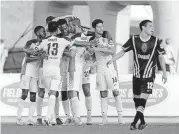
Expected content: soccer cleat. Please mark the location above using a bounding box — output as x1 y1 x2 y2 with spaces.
26 119 34 126
63 118 73 125
37 118 43 125
86 115 92 125
138 123 147 130
99 115 108 125
73 117 82 125
56 117 63 125
130 123 137 130
44 118 55 126
16 118 24 126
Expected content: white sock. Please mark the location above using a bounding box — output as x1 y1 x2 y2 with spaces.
55 97 60 119
62 100 70 118
28 101 36 121
36 97 43 119
17 99 25 119
101 97 108 116
47 95 56 120
85 96 92 116
114 95 123 116
70 97 80 118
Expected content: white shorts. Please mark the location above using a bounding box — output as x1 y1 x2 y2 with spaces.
20 75 38 92
61 72 68 91
41 75 62 92
96 71 119 91
67 71 83 92
82 67 90 84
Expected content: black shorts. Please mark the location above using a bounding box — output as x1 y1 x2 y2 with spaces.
133 77 155 95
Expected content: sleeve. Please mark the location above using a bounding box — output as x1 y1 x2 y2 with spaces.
156 38 165 55
121 37 133 52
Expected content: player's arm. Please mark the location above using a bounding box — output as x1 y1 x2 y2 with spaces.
63 47 76 58
157 39 167 83
26 55 41 62
107 37 133 65
23 41 36 54
94 46 115 55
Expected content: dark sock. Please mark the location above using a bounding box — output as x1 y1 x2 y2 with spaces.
132 111 140 125
133 98 140 109
138 98 147 124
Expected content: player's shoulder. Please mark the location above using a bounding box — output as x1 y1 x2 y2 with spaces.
71 33 81 40
26 39 38 44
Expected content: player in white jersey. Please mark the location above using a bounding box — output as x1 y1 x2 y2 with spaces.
36 21 72 126
16 26 46 125
88 19 124 125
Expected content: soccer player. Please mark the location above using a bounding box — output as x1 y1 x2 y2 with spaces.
88 19 124 125
16 26 46 125
37 21 72 126
107 20 167 130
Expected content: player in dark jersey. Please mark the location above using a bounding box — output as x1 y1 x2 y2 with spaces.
107 20 167 130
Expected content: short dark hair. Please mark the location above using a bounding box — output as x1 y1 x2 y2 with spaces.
57 19 68 26
139 20 152 31
34 26 44 35
48 21 58 33
92 19 103 28
46 16 55 24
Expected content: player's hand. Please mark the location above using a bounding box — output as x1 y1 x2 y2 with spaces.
90 40 97 47
40 52 47 59
107 60 112 67
162 73 167 84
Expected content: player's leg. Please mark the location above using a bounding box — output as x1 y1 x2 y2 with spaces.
107 71 124 124
36 87 45 125
137 78 154 130
82 83 92 125
61 72 71 124
55 91 63 125
17 75 30 125
130 77 142 130
27 78 38 125
67 72 82 125
82 68 92 125
96 72 109 125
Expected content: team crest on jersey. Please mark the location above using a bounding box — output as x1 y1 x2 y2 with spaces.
141 43 147 53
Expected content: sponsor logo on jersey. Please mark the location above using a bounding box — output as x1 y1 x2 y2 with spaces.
138 54 150 59
108 81 168 108
1 83 48 108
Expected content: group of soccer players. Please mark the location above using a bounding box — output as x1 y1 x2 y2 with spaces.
16 15 167 130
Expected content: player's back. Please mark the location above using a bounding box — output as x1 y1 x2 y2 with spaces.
41 35 71 76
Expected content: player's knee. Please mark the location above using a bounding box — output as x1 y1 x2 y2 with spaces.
49 90 58 96
100 90 108 98
56 91 59 98
68 91 78 99
30 92 36 102
83 88 91 97
61 91 68 101
38 88 45 98
112 90 119 97
21 89 29 100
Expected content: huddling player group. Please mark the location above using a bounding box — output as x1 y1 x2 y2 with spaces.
16 15 167 130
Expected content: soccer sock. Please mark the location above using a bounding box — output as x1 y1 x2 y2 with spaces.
138 98 147 124
36 96 43 119
47 95 56 120
62 100 71 118
101 97 108 116
114 95 123 116
85 96 92 116
28 101 36 121
70 97 80 118
55 96 60 119
133 98 140 110
17 99 25 119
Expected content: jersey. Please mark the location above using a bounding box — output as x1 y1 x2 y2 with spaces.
68 33 88 72
122 35 165 78
21 39 41 78
38 36 71 76
89 31 115 73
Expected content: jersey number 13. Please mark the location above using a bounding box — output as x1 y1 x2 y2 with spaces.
47 43 58 56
